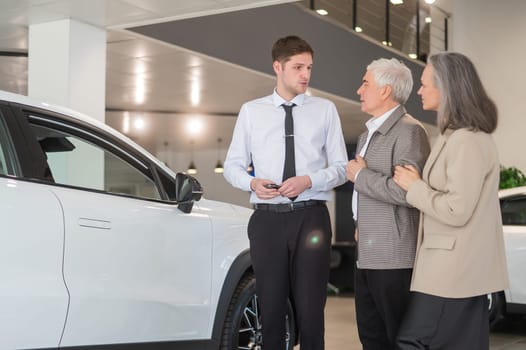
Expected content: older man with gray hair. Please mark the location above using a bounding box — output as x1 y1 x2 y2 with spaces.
346 58 430 350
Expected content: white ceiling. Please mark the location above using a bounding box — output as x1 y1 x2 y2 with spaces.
0 0 367 153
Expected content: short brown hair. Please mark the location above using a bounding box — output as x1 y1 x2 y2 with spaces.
271 35 314 63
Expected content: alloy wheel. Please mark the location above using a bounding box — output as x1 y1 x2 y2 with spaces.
237 294 292 350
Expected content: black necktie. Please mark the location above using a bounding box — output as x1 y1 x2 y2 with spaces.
282 104 297 200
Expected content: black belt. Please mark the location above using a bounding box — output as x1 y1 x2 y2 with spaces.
254 200 325 213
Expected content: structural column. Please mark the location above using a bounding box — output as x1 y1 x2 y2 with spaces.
28 19 106 122
28 19 106 188
450 0 526 172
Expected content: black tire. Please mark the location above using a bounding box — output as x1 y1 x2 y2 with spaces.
220 274 296 350
488 291 505 329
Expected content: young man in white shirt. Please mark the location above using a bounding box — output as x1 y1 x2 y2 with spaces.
224 35 347 350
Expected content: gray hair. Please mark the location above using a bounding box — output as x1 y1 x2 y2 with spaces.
429 52 497 134
367 58 413 104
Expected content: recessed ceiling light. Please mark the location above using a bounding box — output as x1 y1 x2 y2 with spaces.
316 9 328 16
409 53 418 59
191 80 200 107
425 0 436 4
390 0 404 4
355 26 363 33
186 118 203 136
134 76 145 104
134 117 145 130
425 16 432 23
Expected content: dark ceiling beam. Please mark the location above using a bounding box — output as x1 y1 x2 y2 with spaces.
0 50 28 57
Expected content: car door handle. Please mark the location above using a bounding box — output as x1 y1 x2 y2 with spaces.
78 218 111 230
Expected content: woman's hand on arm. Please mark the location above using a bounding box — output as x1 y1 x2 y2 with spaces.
393 165 421 191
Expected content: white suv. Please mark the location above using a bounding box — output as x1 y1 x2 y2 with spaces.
0 90 295 350
489 185 526 327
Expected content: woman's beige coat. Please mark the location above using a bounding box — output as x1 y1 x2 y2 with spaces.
406 128 509 298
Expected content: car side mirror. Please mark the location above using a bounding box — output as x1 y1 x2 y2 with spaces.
175 173 203 213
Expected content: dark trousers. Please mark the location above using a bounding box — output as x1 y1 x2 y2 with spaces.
355 268 413 350
248 204 332 350
396 292 489 350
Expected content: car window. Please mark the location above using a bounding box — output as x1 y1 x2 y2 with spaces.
157 168 177 201
28 122 161 200
0 113 16 176
501 196 526 226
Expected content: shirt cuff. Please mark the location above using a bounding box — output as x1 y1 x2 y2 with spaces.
308 172 322 190
354 168 363 182
241 174 254 192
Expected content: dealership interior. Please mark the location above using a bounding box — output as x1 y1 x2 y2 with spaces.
1 0 526 349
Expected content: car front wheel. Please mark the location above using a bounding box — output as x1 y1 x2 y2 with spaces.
221 274 295 350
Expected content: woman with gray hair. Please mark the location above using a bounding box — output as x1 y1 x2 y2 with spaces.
393 52 509 349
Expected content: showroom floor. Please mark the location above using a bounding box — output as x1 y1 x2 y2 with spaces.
300 295 526 349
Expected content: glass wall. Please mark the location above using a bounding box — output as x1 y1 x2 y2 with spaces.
301 0 448 62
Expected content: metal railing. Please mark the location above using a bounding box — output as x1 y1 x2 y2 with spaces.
301 0 450 62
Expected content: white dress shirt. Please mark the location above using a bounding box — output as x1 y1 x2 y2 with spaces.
224 90 348 203
352 105 400 220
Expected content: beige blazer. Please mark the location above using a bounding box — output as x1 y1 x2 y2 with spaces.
407 128 509 298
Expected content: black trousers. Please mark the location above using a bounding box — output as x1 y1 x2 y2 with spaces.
396 292 489 350
248 204 332 350
355 268 413 350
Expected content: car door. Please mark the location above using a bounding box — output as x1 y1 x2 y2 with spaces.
14 106 213 347
500 195 526 304
0 106 69 349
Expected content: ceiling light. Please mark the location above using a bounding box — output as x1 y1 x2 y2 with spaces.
425 0 436 4
425 16 432 23
390 0 403 4
187 161 197 175
214 160 224 174
134 75 145 104
191 79 200 106
134 117 145 130
355 26 363 33
316 9 328 15
189 56 203 67
214 138 224 174
186 117 203 136
134 60 147 74
409 53 418 59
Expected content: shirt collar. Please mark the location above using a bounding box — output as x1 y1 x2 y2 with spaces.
365 104 400 132
272 89 306 108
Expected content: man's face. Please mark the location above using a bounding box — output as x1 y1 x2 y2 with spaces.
274 52 312 100
356 69 388 117
418 64 440 111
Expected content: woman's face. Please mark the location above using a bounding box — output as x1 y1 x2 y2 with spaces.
418 64 441 111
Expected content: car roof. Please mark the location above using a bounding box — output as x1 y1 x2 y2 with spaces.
499 186 526 199
0 89 176 178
